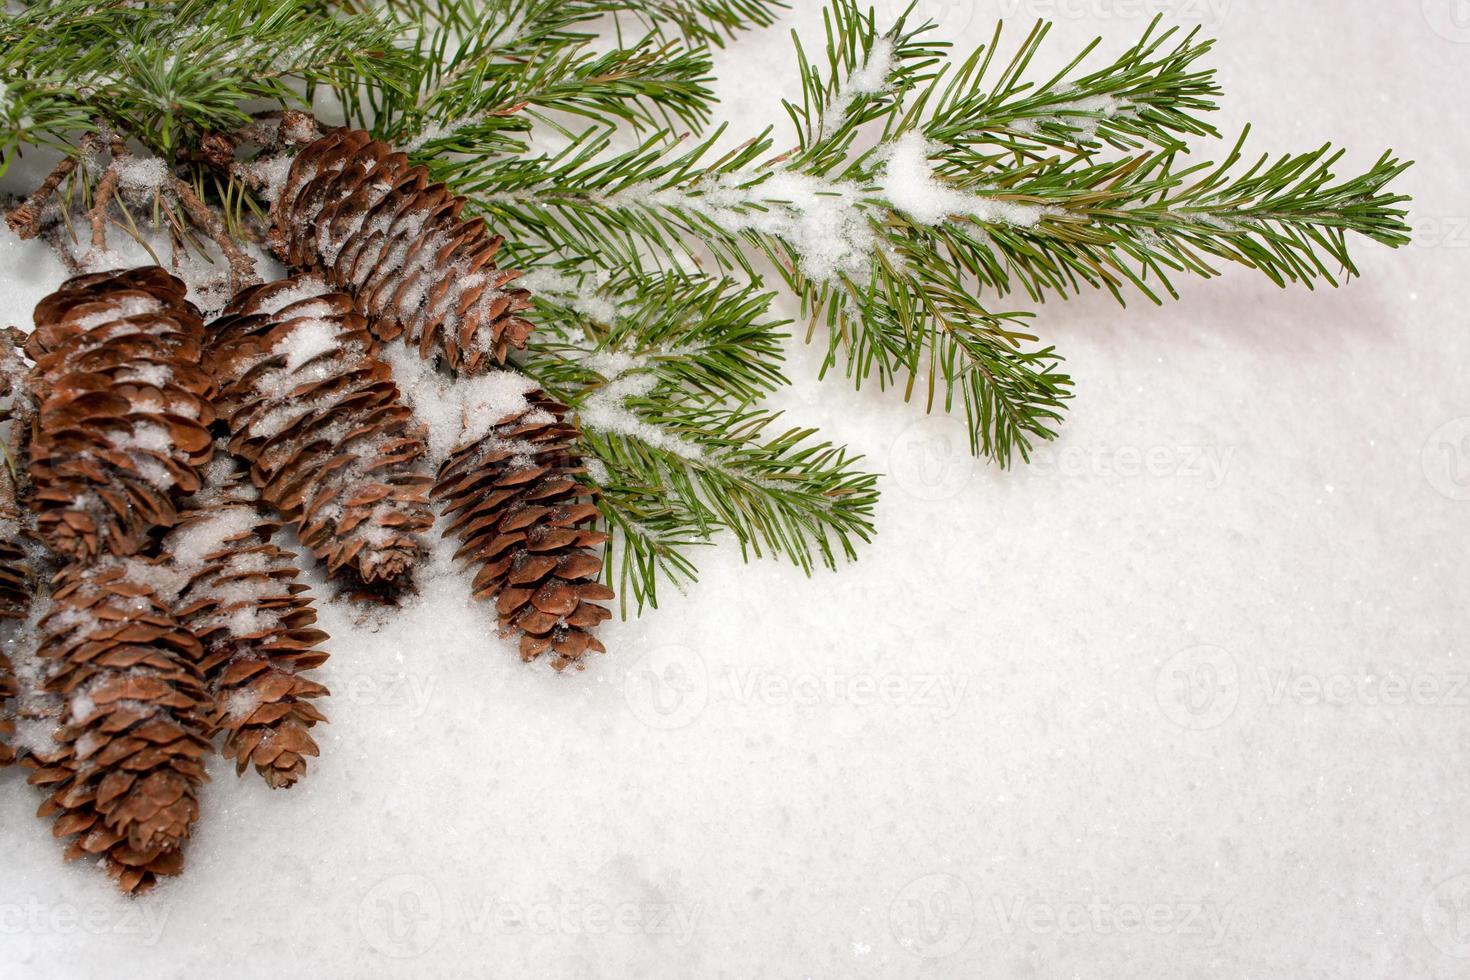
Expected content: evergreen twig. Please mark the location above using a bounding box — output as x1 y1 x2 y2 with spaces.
0 0 1412 609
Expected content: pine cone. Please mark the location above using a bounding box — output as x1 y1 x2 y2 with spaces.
161 467 330 788
0 526 34 768
25 267 215 563
436 391 613 671
269 128 535 373
0 650 15 768
208 274 434 591
24 564 211 894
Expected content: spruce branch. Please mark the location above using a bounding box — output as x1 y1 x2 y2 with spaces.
0 0 1413 609
525 271 789 402
380 0 787 51
372 0 724 152
440 2 1411 465
575 402 880 614
518 272 878 611
0 0 415 165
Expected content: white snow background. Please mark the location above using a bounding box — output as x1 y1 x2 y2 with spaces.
2 1 1469 976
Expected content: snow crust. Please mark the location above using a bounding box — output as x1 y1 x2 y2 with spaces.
111 157 170 194
0 5 1466 980
380 344 537 464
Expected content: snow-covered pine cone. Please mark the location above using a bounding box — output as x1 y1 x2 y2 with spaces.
0 535 31 619
0 524 33 768
207 275 435 592
25 268 215 563
0 651 15 768
436 391 613 671
268 128 534 374
24 564 211 894
161 465 330 789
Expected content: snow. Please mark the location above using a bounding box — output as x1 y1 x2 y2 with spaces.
111 156 170 194
517 268 622 323
239 153 294 206
164 509 260 575
1015 93 1130 141
615 169 877 282
275 317 342 372
819 36 896 134
71 295 162 329
381 343 537 465
1 4 1468 980
879 133 1050 227
579 354 704 458
613 135 1046 285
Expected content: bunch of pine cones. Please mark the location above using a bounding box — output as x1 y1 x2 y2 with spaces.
0 130 613 893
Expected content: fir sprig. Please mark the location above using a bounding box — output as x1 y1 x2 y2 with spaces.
0 0 415 168
0 0 1412 610
431 2 1410 465
370 0 723 147
521 273 878 610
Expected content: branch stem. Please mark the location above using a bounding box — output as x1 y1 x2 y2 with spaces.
4 145 86 239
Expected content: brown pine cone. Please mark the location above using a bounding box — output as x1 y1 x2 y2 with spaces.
25 267 215 563
208 274 434 591
0 525 33 768
269 128 535 373
169 481 330 783
1 409 33 765
436 391 613 671
160 463 330 788
24 564 211 894
0 650 15 769
0 534 32 620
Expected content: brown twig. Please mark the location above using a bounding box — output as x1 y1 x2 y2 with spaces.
87 164 121 252
160 199 185 272
84 137 134 254
4 150 83 239
0 332 37 512
168 174 260 291
40 225 83 274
